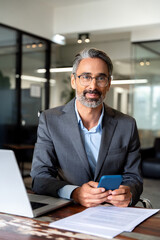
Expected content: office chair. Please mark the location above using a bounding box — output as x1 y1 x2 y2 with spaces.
141 137 160 178
38 110 43 118
139 198 153 208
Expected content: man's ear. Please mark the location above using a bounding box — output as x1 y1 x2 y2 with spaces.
107 75 113 91
71 74 76 89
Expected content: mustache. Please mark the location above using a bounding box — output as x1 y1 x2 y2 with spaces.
83 89 102 96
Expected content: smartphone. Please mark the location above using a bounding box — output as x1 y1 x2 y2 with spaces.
98 175 122 191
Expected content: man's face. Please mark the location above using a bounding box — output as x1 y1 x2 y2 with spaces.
71 58 111 108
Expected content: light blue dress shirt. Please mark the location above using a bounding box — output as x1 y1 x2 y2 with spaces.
58 102 104 199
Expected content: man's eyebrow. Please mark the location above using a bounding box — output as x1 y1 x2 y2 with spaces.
80 72 108 76
80 72 91 75
98 73 108 76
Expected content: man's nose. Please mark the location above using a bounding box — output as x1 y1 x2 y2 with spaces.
89 77 97 88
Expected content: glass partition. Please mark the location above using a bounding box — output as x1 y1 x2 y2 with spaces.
0 26 17 147
0 26 17 124
132 41 160 147
0 24 51 149
49 44 74 108
21 35 47 126
49 71 73 108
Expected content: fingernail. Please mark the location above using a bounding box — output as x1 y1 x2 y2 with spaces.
107 196 112 200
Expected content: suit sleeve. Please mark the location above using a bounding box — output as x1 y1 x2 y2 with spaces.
121 119 143 206
30 111 69 197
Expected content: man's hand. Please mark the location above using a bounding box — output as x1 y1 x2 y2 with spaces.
106 185 132 207
71 181 111 207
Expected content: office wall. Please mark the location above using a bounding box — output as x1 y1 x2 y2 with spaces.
0 0 54 40
1 0 160 42
55 38 131 67
53 0 160 40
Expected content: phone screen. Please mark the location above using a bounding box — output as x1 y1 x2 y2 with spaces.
98 175 122 190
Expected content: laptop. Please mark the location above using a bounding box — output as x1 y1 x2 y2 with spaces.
0 149 71 218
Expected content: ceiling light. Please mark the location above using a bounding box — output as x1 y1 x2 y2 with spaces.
22 75 47 82
139 60 145 66
146 60 150 66
37 69 46 73
111 79 148 85
50 67 73 73
21 75 56 85
52 34 66 45
85 34 90 43
26 44 31 49
38 42 43 48
77 33 90 44
77 34 82 44
32 43 37 48
37 67 73 73
139 59 151 66
77 39 82 44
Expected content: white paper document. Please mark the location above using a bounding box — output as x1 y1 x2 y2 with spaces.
49 205 159 239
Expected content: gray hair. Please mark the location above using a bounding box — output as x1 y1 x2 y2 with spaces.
72 48 113 76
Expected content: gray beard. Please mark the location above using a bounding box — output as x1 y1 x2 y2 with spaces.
76 92 104 108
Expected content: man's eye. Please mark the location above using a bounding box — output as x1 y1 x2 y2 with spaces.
97 76 105 81
83 75 91 80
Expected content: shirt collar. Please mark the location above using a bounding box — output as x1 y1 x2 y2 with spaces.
75 101 104 131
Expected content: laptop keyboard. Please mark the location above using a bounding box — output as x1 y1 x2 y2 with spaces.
30 201 47 210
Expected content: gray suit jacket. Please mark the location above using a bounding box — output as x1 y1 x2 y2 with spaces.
31 98 143 206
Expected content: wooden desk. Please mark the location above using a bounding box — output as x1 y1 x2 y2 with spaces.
0 203 160 240
4 144 35 150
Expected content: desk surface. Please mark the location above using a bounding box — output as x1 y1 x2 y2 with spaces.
0 203 160 240
4 144 35 150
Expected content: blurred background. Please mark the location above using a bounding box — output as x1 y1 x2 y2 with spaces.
0 0 160 208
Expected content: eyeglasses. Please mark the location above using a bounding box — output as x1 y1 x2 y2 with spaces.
74 74 109 87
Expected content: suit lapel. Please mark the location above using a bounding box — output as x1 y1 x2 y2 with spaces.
94 106 118 181
62 99 92 179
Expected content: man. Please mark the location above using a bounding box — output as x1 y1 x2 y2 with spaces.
31 48 143 207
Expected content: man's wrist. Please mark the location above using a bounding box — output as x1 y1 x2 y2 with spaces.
58 185 79 199
71 186 80 202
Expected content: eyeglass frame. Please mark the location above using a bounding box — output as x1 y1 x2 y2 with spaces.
73 73 111 87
